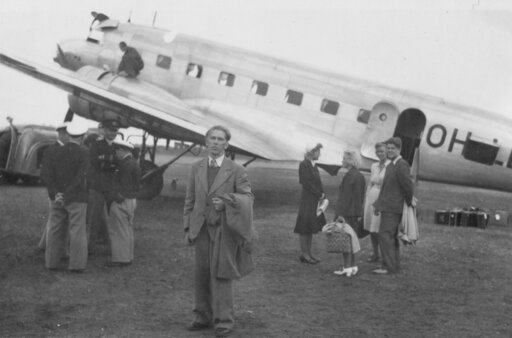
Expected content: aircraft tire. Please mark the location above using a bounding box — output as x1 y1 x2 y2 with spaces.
138 160 164 200
21 175 41 186
2 173 19 184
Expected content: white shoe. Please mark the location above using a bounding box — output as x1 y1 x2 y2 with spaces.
333 268 348 276
346 267 353 277
351 266 358 276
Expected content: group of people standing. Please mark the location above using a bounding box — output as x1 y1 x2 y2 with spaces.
294 137 415 275
40 119 141 272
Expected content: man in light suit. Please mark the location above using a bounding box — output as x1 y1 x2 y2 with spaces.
184 125 254 337
373 137 414 274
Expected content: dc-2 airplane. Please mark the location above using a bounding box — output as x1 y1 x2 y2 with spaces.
1 12 512 198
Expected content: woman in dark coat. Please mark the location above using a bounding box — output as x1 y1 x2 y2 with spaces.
334 150 366 271
294 143 325 264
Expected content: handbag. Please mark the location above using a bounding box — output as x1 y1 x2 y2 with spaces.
322 221 352 253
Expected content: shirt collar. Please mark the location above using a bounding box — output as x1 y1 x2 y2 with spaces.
208 154 225 167
57 140 65 146
310 159 317 166
392 155 402 165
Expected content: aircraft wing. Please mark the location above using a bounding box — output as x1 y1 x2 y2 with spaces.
0 52 346 166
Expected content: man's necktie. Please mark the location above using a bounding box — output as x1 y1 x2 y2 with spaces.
210 159 218 168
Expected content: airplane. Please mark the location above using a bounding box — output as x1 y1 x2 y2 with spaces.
1 12 512 199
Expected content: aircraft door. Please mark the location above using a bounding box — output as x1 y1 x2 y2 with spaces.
360 102 400 160
393 108 426 165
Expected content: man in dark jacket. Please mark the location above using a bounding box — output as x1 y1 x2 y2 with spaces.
117 41 143 78
38 122 69 251
45 124 89 272
105 140 140 267
373 137 414 274
87 119 120 250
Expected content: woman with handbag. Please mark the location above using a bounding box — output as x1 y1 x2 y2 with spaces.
334 150 366 270
294 143 325 264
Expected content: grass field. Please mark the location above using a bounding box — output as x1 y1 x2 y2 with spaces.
1 154 512 337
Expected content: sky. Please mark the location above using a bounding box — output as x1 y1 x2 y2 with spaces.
0 0 511 131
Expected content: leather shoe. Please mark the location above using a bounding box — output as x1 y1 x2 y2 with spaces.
333 268 349 276
367 256 379 262
310 256 321 263
215 327 232 337
299 256 317 264
372 268 388 275
186 321 211 331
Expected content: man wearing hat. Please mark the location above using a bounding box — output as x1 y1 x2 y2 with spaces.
87 119 120 252
373 137 414 275
105 139 140 267
45 123 89 272
38 122 70 251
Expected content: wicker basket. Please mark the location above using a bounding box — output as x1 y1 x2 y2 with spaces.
325 231 352 253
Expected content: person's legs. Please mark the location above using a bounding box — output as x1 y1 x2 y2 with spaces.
378 212 401 273
192 225 213 325
107 201 133 263
66 202 88 270
299 234 308 258
370 232 380 260
211 276 234 332
45 202 67 269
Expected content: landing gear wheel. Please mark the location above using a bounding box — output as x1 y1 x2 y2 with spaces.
2 173 19 184
137 160 164 200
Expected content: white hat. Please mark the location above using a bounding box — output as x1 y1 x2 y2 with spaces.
66 124 88 137
56 122 70 131
113 139 134 150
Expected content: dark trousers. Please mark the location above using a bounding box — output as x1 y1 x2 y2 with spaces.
86 189 109 248
379 212 401 273
193 224 234 330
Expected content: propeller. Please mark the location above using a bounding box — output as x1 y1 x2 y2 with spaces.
54 44 71 70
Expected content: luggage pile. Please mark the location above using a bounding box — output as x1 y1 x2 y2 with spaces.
435 207 489 229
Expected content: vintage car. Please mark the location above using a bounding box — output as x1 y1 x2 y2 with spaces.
0 121 57 184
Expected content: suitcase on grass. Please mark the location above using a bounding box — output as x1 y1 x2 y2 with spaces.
435 210 449 225
460 210 489 229
449 209 462 226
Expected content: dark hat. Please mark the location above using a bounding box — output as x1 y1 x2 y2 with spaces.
102 119 122 129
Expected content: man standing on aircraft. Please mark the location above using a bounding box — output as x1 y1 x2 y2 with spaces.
89 11 109 30
45 124 89 272
183 125 255 337
87 119 120 252
105 140 140 267
373 137 414 275
38 122 69 251
117 42 144 78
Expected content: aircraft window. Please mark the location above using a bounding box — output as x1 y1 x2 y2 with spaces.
156 55 172 69
251 81 269 96
357 109 371 124
218 72 235 87
321 99 339 115
285 90 303 106
462 136 499 165
186 63 203 78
